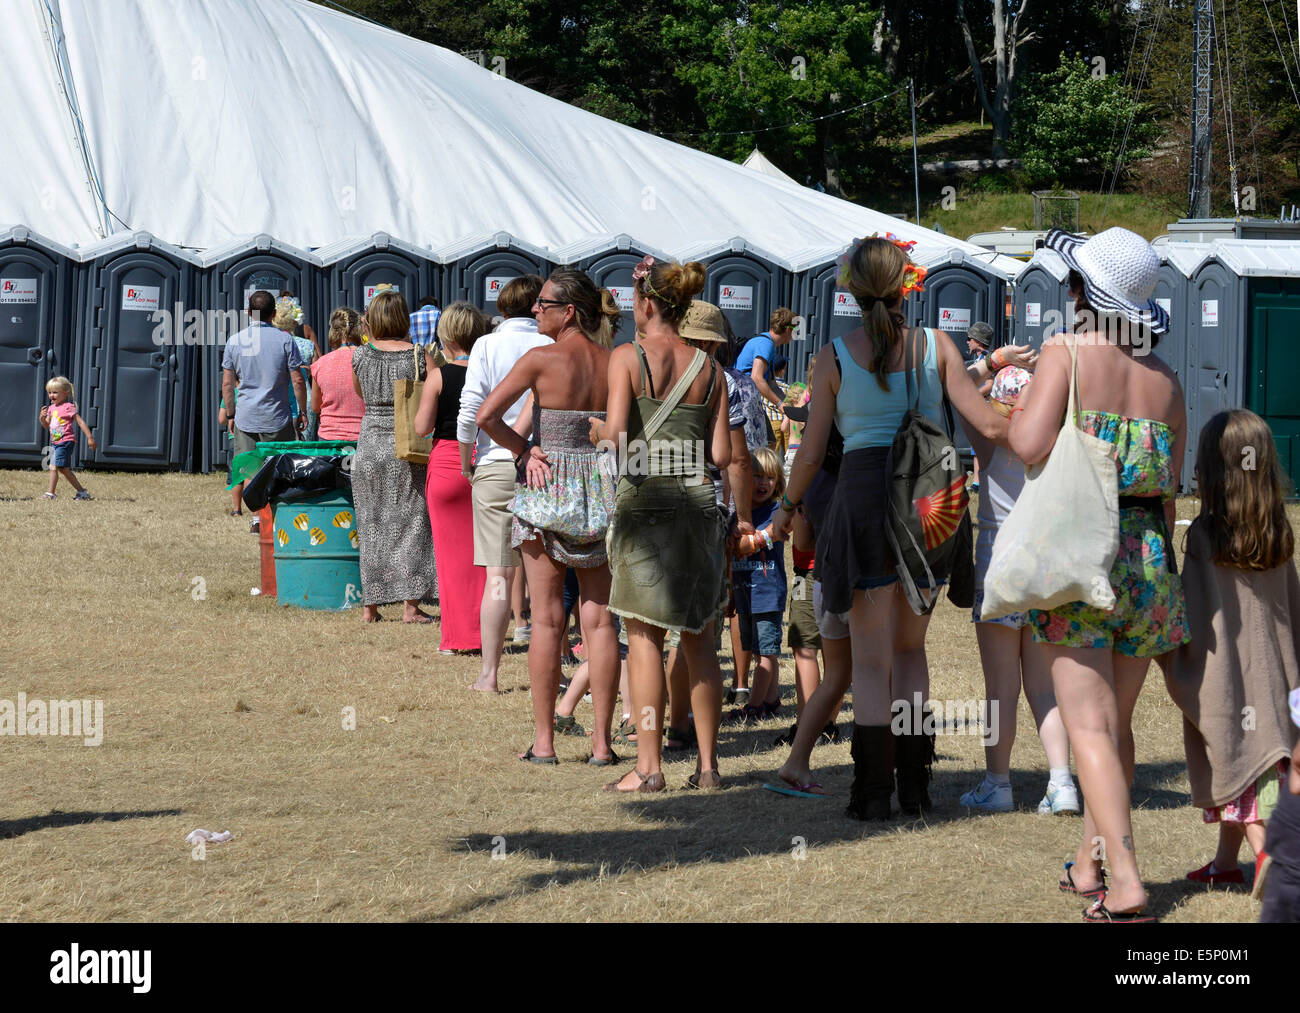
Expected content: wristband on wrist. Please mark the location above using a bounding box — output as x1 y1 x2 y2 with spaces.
780 493 800 511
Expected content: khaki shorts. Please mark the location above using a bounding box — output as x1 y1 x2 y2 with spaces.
233 422 297 457
472 459 521 568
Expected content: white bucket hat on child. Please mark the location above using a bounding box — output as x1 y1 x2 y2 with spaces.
1045 227 1169 335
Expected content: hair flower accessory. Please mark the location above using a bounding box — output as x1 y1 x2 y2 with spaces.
836 232 927 296
632 255 655 281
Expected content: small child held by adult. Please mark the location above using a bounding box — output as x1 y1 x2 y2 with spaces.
39 376 95 500
726 447 788 724
1165 409 1300 891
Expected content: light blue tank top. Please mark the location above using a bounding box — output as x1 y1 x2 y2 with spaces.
834 328 946 451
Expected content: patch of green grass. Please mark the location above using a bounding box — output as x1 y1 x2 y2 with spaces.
880 190 1178 242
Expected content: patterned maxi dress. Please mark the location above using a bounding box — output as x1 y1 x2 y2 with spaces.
351 344 436 606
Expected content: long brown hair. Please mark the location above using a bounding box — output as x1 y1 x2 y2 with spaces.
843 238 908 391
1196 409 1294 570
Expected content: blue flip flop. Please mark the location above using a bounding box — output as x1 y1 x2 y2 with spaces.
763 782 827 799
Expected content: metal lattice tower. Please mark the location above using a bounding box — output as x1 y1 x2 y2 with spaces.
1189 0 1215 218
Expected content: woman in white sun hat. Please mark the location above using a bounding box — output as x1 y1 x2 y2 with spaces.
1009 227 1190 922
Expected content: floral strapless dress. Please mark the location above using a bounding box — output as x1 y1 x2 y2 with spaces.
1029 411 1190 656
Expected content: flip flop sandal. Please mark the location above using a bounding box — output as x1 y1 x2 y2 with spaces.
519 747 558 765
587 750 621 767
603 769 665 793
685 770 723 790
612 719 638 745
1082 897 1155 923
764 781 827 799
1059 861 1107 898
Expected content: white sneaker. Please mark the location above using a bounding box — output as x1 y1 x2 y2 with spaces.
1037 781 1081 815
960 777 1014 813
513 624 531 644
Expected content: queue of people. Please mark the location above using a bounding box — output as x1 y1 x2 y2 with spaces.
213 229 1300 923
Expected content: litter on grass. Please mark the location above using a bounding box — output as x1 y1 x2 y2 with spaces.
185 829 233 845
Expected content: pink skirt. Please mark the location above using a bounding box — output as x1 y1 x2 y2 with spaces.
426 439 484 651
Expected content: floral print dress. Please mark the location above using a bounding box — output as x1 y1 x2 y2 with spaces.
1029 411 1190 656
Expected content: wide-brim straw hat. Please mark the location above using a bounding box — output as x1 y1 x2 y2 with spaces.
679 300 728 343
1046 227 1169 335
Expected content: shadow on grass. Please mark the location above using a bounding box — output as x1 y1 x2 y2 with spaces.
0 808 184 840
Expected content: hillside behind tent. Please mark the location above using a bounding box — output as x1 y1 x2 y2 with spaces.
3 0 1021 273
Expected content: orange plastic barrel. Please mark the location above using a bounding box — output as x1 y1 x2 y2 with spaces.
258 505 277 597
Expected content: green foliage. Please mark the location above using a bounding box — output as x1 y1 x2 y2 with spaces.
1011 54 1159 187
659 2 900 193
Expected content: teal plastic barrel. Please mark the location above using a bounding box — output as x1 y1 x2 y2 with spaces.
272 490 363 610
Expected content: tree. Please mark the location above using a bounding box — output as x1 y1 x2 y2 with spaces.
662 1 900 195
956 0 1033 158
1012 54 1159 186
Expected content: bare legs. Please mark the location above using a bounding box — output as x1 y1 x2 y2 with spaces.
778 632 850 788
575 564 619 762
472 564 517 692
48 465 85 496
518 543 565 760
974 623 1070 778
1047 646 1151 913
607 619 668 789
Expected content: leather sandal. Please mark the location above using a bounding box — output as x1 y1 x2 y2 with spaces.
603 769 665 793
685 769 723 790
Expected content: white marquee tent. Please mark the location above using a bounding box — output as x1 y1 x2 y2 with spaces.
5 0 1022 276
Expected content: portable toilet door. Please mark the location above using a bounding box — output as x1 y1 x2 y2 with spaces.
701 248 790 362
199 236 323 474
0 227 78 468
76 232 199 470
576 238 666 347
1185 256 1244 490
320 233 439 320
909 251 1007 355
1247 277 1300 488
793 260 865 385
1011 249 1071 350
441 233 553 322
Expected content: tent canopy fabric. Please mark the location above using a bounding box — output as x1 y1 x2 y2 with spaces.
4 0 1022 276
741 148 798 185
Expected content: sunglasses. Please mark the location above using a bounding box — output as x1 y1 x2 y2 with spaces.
534 297 571 309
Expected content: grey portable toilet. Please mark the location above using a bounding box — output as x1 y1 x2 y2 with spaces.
1184 249 1246 487
0 226 80 468
791 255 866 385
1151 244 1210 487
197 235 324 474
566 234 670 347
1011 248 1072 349
74 231 200 471
441 232 553 320
908 248 1017 354
688 239 791 362
318 232 440 318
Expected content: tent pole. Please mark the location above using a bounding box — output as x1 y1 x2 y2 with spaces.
910 78 921 225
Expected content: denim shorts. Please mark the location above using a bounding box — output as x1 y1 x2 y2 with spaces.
737 608 783 656
971 587 1028 630
50 443 73 468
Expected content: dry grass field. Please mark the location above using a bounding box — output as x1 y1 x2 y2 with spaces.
0 468 1286 922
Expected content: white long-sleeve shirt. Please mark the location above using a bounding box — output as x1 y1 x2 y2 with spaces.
456 316 552 464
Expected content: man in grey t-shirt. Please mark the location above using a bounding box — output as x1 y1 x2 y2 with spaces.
221 290 306 457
